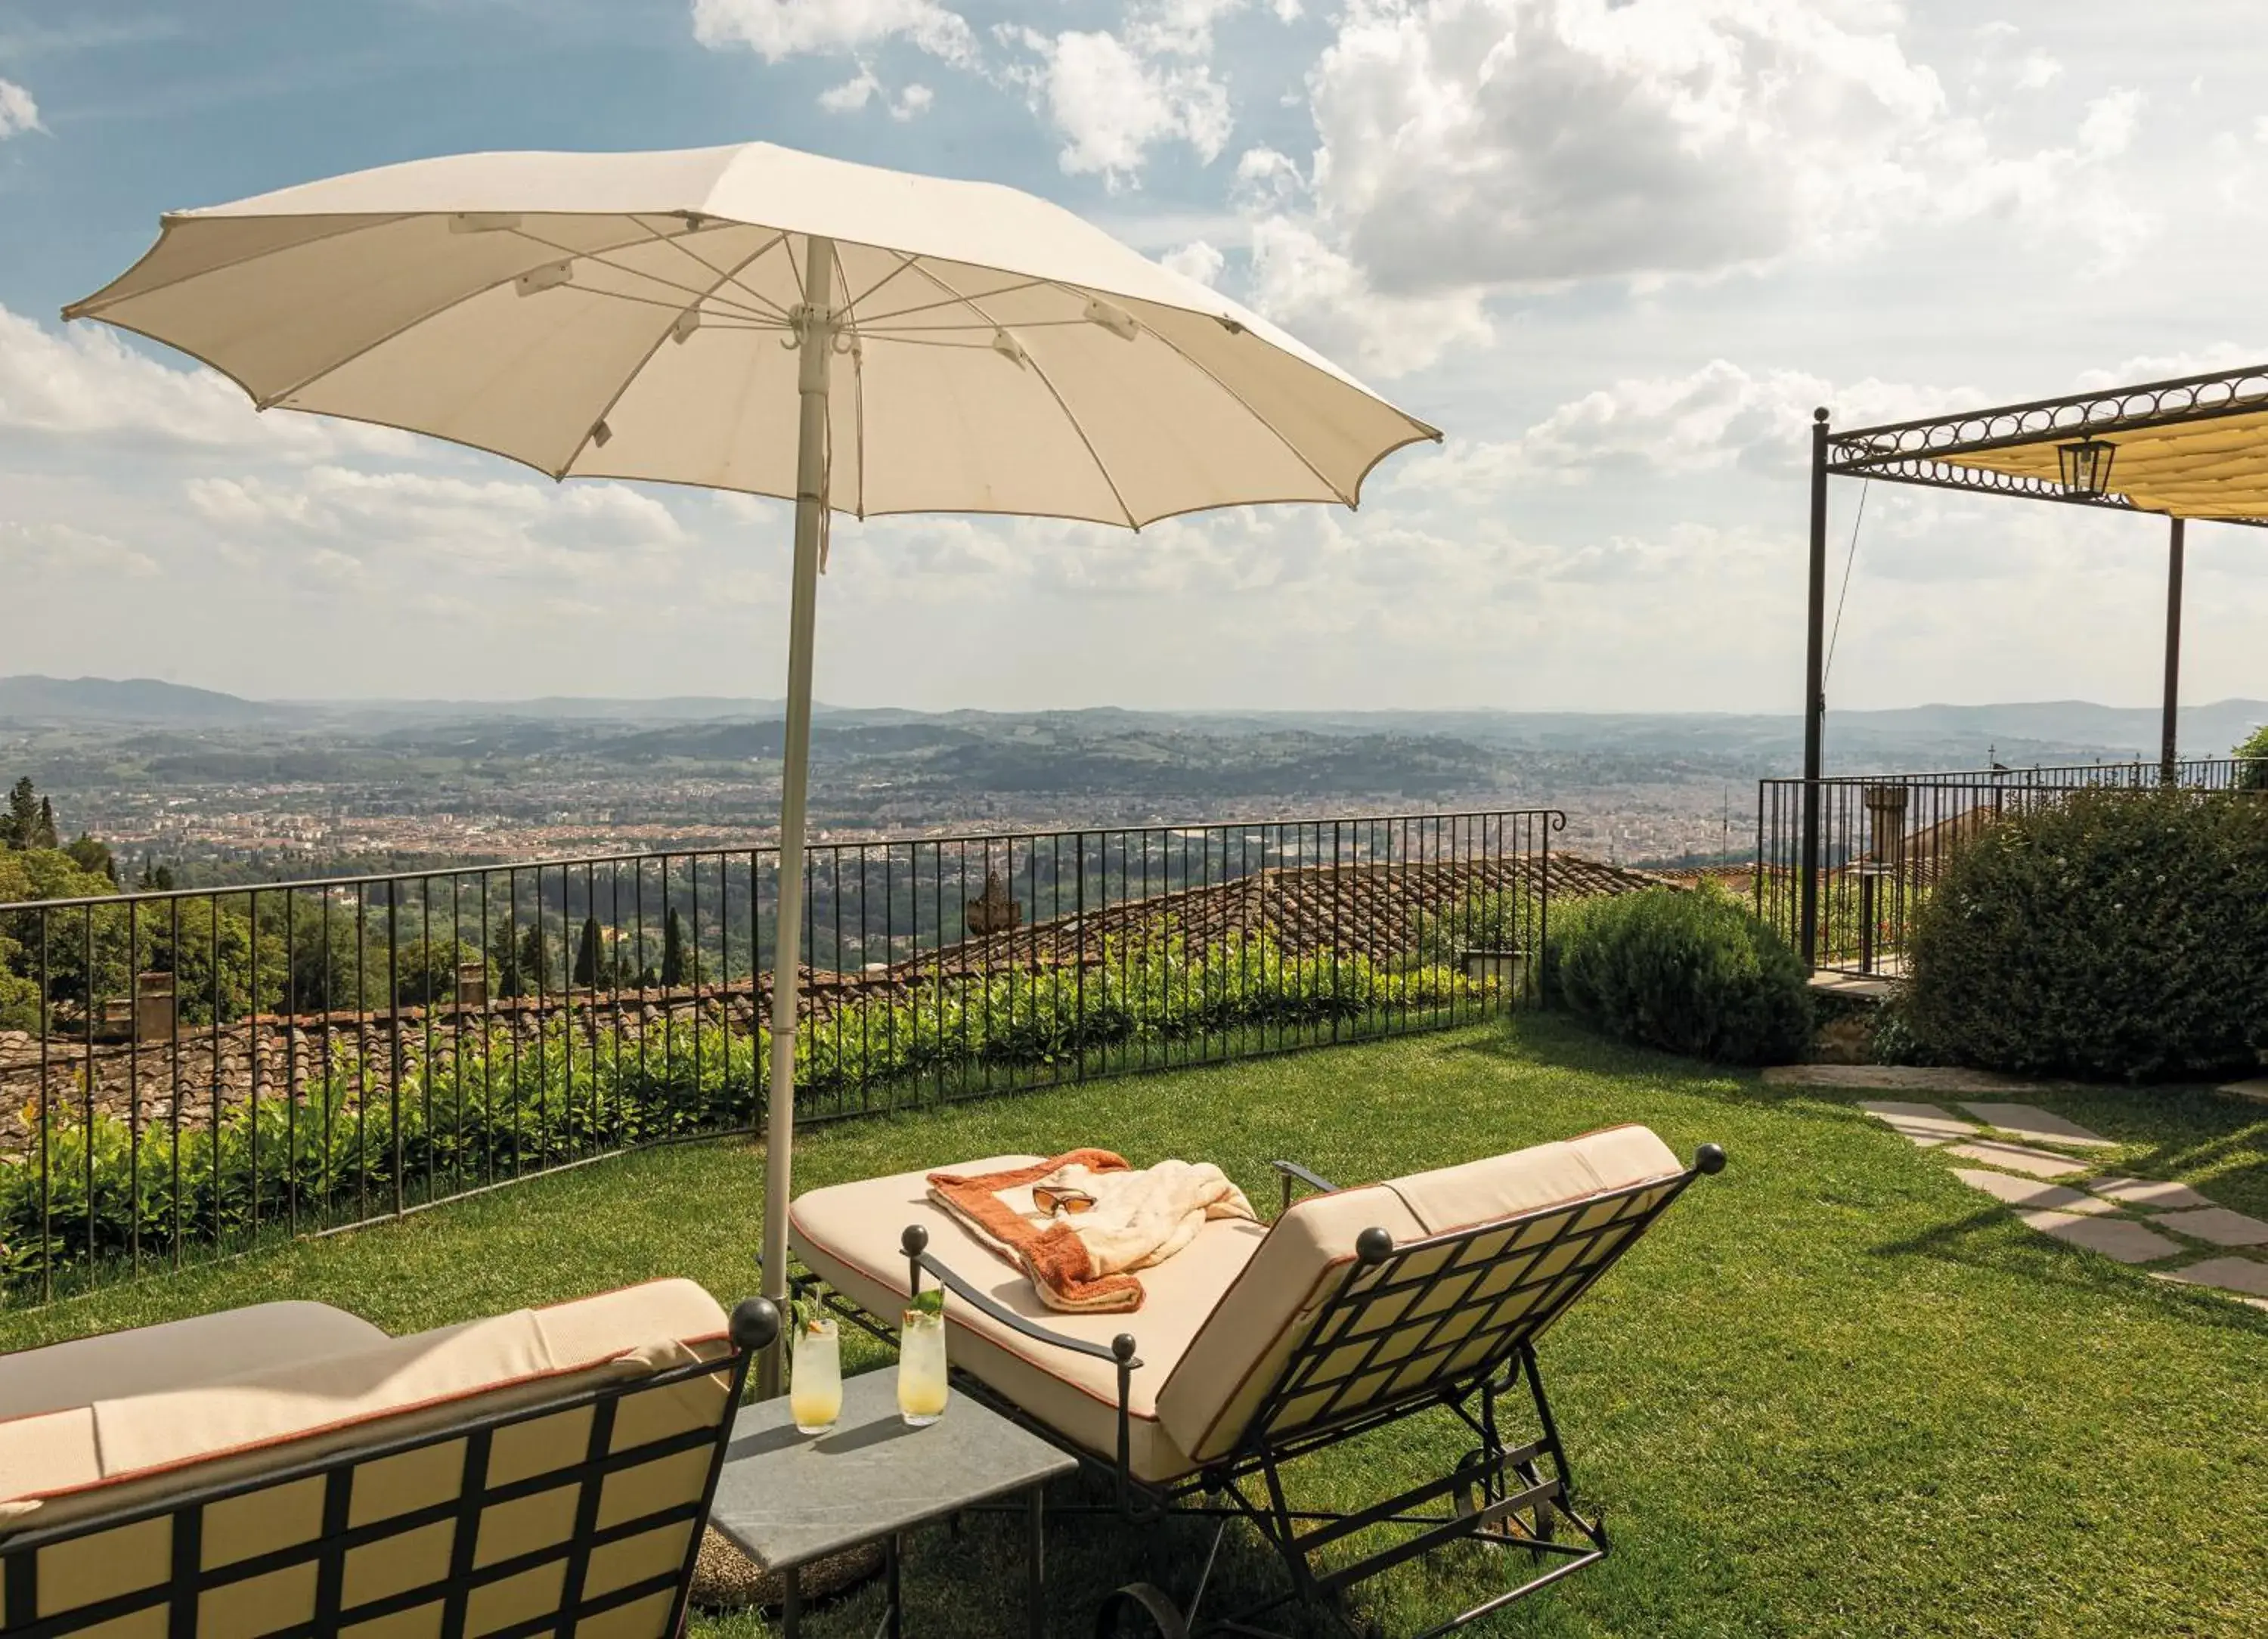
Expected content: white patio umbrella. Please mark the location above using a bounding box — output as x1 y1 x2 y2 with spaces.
67 141 1439 1380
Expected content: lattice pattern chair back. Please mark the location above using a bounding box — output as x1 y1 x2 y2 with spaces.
2 1304 773 1639
1250 1170 1691 1448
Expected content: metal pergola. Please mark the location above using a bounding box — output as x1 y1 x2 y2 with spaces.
1799 362 2268 962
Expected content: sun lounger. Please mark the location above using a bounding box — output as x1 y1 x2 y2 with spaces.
0 1281 778 1639
789 1126 1722 1636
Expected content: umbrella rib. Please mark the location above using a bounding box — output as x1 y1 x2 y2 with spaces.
820 240 869 521
243 218 680 411
554 231 792 481
1099 302 1357 507
859 318 1101 335
508 225 783 323
852 277 1052 327
649 228 796 321
894 256 1140 530
843 256 923 314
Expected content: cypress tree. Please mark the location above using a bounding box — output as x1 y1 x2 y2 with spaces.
662 907 687 987
573 916 603 987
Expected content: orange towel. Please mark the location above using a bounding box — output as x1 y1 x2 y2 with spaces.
927 1151 1146 1313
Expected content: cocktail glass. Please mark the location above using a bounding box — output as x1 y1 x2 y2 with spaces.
897 1309 949 1427
789 1314 842 1436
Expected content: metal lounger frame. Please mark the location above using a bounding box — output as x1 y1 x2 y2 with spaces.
804 1145 1724 1638
1 1300 779 1639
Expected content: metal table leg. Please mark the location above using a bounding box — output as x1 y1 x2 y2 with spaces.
782 1565 801 1638
887 1532 903 1639
1027 1486 1047 1639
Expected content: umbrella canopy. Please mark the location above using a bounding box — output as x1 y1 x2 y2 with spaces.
67 141 1440 1383
67 141 1436 525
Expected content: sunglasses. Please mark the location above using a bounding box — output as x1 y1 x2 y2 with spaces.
1032 1185 1097 1217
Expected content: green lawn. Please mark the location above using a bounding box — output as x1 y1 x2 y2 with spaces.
4 1018 2263 1637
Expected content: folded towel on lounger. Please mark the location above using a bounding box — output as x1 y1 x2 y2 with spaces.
926 1150 1257 1313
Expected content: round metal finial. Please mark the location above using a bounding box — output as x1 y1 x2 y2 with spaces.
729 1297 782 1352
1813 407 1829 423
1112 1334 1139 1362
900 1223 930 1256
1696 1143 1727 1176
1356 1227 1395 1264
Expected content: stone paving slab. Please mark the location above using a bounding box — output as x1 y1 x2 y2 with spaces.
2015 1210 2185 1264
1956 1101 2116 1150
1765 1064 2049 1094
1943 1139 2092 1179
1856 1101 1981 1144
1950 1169 2121 1215
2154 1256 2268 1300
2090 1176 2215 1210
2152 1207 2268 1247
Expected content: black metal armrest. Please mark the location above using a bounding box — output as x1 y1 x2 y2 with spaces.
1270 1157 1340 1213
900 1225 1142 1371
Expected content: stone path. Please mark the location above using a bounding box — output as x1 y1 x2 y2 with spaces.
1843 1095 2268 1312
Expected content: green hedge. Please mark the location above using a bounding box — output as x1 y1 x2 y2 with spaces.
1545 887 1813 1065
1 931 1483 1295
1904 789 2268 1080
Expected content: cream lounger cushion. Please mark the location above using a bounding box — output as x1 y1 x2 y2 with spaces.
790 1157 1267 1483
0 1279 733 1534
0 1302 388 1421
789 1126 1685 1483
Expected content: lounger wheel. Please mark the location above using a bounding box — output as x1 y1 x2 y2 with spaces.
1094 1582 1189 1638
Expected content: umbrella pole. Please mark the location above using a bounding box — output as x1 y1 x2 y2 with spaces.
758 234 835 1396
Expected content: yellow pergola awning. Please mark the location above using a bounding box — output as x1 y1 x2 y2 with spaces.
1826 364 2268 526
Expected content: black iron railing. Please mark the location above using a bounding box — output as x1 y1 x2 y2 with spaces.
0 809 1563 1303
1755 760 2262 974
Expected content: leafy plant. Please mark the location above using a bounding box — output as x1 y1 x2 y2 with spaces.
1904 789 2268 1080
0 927 1498 1297
1545 885 1813 1065
2236 723 2268 792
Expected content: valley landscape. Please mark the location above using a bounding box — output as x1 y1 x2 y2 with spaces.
5 674 2260 879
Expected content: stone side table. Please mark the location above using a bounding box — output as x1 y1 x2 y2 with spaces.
708 1368 1077 1637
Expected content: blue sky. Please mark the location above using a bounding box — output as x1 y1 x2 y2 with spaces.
3 1 2266 721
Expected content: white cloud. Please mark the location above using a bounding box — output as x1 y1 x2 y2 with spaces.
892 82 934 119
1244 0 2152 309
0 77 39 138
0 520 158 579
1244 215 1492 378
0 303 412 457
1161 239 1226 286
818 64 881 113
2078 88 2142 158
184 466 686 582
1125 0 1251 57
2012 49 2062 91
689 0 974 66
1298 0 1954 293
1007 27 1232 184
1405 361 1966 494
2072 345 2268 392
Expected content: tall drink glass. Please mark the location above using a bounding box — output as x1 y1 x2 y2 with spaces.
789 1314 841 1436
897 1308 948 1427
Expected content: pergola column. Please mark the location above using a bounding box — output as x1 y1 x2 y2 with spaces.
1799 408 1830 969
2161 516 2185 785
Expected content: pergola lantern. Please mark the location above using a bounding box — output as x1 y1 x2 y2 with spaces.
1797 362 2268 965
